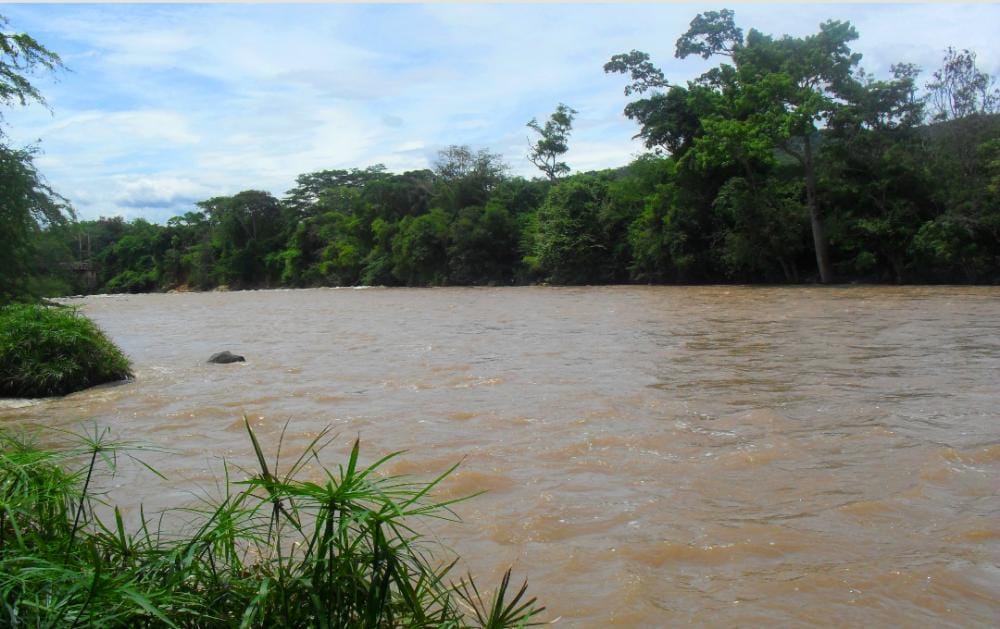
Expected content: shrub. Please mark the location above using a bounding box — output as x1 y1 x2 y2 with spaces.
104 268 159 293
0 303 133 397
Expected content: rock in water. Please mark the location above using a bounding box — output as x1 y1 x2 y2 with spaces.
208 351 245 364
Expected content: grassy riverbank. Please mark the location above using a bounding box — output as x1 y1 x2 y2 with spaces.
0 420 542 627
0 303 133 398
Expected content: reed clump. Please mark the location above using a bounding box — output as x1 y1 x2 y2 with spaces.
0 421 543 627
0 303 133 398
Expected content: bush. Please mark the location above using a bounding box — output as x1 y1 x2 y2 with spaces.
0 303 133 397
104 268 159 293
0 420 543 627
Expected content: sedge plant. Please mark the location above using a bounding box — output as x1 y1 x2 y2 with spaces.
0 419 545 627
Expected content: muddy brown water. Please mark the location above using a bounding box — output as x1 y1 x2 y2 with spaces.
2 286 999 626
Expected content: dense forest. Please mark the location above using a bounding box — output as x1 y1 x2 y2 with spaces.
4 10 1000 302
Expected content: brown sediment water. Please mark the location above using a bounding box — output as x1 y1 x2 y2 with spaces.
2 286 998 626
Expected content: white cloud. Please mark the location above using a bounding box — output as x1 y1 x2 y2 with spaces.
112 175 214 209
40 110 199 146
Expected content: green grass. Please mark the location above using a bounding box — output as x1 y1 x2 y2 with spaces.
0 303 133 398
0 420 544 627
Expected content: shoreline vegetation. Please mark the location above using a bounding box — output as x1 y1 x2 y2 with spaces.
0 303 133 398
0 419 544 627
31 106 1000 296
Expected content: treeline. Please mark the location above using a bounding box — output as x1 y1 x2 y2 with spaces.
40 111 1000 294
10 10 1000 300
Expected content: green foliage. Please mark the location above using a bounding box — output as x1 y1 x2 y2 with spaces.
713 176 808 281
674 9 743 59
530 173 629 284
433 146 508 212
284 165 388 218
105 268 159 294
198 191 290 289
447 204 521 285
689 14 864 283
0 145 73 303
603 49 668 97
0 14 62 121
392 209 451 286
627 173 720 284
603 9 986 284
0 304 132 397
97 219 164 293
0 15 72 305
0 422 544 627
360 217 400 286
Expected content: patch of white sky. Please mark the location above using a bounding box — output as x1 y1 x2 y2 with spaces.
2 3 998 222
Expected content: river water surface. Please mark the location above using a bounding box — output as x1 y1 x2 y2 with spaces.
2 286 998 626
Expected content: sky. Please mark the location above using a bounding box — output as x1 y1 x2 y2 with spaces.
2 3 999 223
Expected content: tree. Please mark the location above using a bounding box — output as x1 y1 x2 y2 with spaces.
161 211 210 288
432 145 507 211
712 175 808 282
526 103 577 180
99 219 163 293
607 10 870 283
823 65 932 282
1 15 61 123
623 154 727 284
915 50 1000 282
0 15 71 303
283 165 387 218
528 174 623 284
391 209 451 285
447 203 520 284
365 169 435 220
198 191 288 287
0 146 71 302
926 47 999 122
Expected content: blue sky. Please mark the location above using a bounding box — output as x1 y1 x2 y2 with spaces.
3 3 999 223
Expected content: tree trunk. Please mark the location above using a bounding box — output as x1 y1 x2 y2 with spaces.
778 257 795 283
803 135 834 283
889 253 904 284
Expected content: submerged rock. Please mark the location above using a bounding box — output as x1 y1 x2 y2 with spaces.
208 351 245 364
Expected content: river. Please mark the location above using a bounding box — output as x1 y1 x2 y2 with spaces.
2 286 998 626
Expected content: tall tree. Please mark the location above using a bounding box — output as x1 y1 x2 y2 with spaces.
607 9 868 283
822 64 931 282
526 103 577 180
